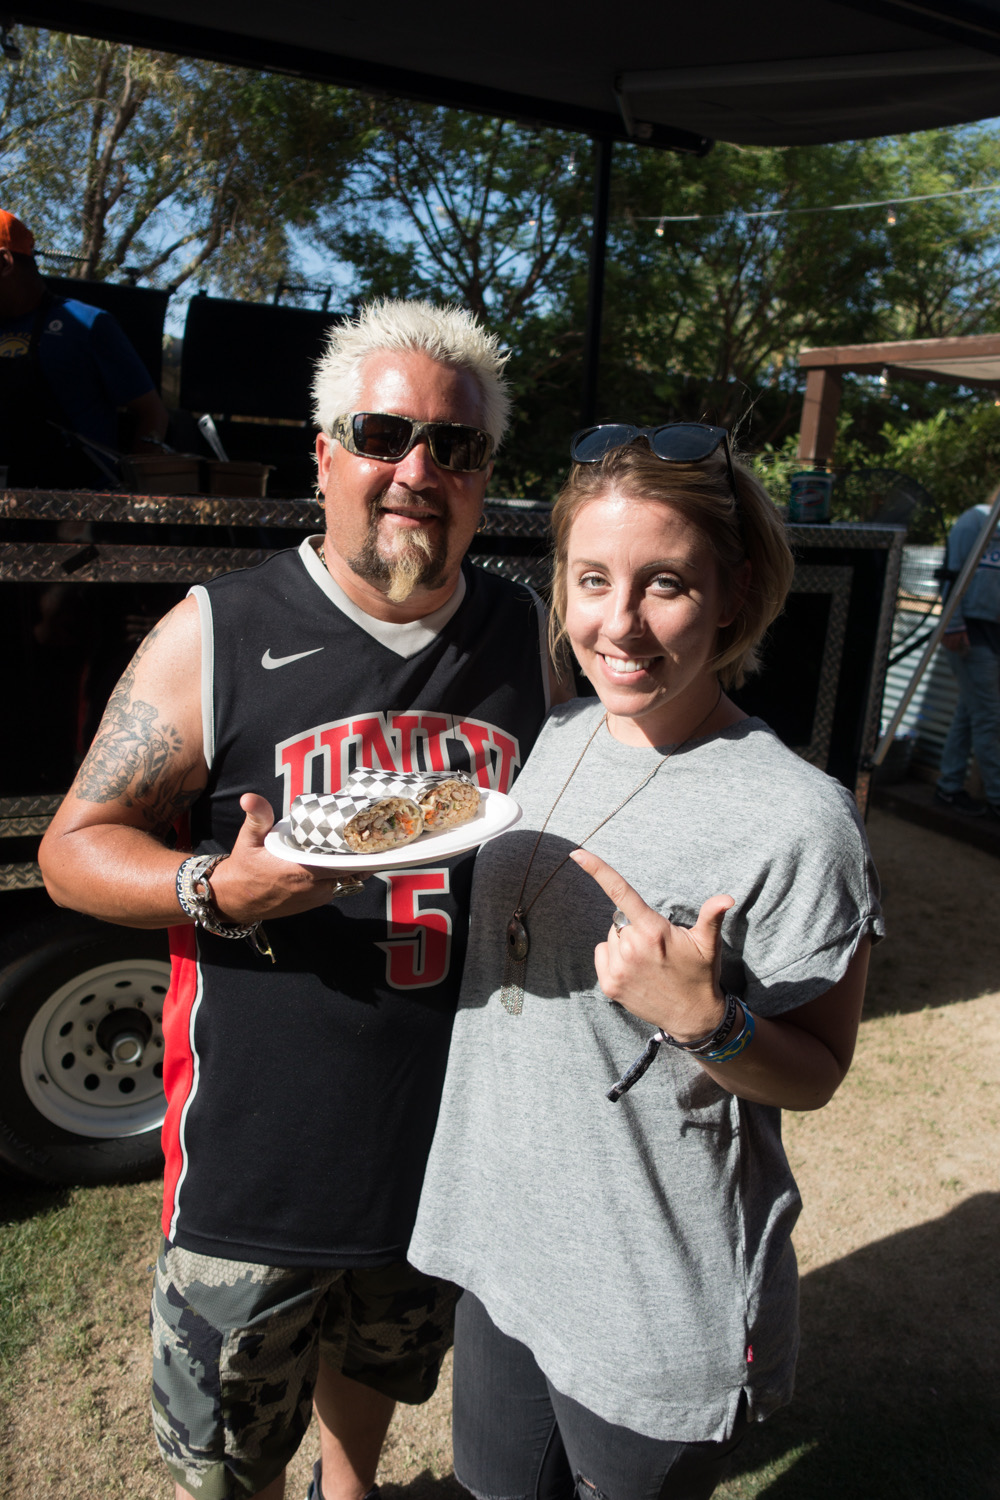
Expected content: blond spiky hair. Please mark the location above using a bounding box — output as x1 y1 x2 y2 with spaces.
311 298 512 451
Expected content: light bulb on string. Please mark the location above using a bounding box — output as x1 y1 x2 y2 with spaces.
655 218 665 238
886 204 897 226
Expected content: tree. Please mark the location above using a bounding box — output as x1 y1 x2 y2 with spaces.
6 26 998 504
601 125 1000 450
318 106 1000 494
0 28 362 295
318 100 590 327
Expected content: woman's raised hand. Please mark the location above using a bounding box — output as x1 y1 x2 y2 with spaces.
568 848 733 1043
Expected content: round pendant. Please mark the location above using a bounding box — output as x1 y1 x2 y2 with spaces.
506 914 529 961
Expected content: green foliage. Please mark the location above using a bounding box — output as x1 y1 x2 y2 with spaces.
601 128 1000 447
319 105 1000 497
0 30 360 292
322 100 592 328
4 23 1000 506
748 394 1000 539
839 400 1000 524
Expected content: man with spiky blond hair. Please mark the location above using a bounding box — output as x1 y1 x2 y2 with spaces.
40 299 559 1500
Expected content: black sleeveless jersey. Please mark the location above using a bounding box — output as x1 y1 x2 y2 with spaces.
161 540 549 1266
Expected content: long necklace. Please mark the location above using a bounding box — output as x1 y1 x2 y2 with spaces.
500 689 723 1015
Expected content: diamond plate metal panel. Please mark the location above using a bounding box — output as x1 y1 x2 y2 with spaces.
787 523 903 551
855 528 905 816
1 488 321 528
481 502 553 539
0 543 274 583
468 553 552 591
2 488 553 536
0 862 46 891
0 795 64 819
790 564 853 770
0 817 52 836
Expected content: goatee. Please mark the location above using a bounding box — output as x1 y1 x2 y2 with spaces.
348 491 449 603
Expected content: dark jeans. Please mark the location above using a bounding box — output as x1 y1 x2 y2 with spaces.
452 1291 748 1500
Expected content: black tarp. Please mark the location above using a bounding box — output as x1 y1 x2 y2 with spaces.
10 0 1000 150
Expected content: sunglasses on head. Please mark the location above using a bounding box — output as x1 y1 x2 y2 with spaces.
332 412 493 473
570 422 737 497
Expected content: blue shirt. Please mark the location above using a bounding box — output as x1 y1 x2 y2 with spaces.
942 503 1000 640
0 295 154 455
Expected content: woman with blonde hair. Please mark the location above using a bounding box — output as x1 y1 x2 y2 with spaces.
410 423 883 1500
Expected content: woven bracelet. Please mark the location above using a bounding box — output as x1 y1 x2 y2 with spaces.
703 1003 756 1064
658 991 740 1055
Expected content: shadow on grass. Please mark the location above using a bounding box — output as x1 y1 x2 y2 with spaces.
381 1476 464 1500
863 809 1000 1018
719 1193 1000 1500
0 1174 71 1226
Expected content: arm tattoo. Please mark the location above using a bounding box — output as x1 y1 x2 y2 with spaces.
74 616 204 835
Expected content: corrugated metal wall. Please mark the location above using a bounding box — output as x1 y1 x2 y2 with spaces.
880 545 958 773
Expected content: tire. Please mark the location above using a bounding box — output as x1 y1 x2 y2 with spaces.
0 912 170 1186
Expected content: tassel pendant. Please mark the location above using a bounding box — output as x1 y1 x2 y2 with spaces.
506 911 529 961
500 910 529 1014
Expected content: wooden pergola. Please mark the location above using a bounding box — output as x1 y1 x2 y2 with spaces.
797 333 1000 467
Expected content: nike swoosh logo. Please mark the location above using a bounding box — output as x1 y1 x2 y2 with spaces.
261 647 325 670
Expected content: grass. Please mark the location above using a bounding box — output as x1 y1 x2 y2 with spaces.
4 1012 998 1500
2 809 999 1497
0 1179 163 1497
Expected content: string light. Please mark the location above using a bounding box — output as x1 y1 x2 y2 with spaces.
886 204 897 226
655 217 665 237
637 181 1000 227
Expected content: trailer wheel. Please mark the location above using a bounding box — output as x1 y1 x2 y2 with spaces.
0 914 170 1186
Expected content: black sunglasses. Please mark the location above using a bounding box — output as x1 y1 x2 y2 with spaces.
332 412 493 473
570 422 737 497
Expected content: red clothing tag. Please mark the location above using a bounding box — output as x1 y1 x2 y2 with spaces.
746 1345 754 1364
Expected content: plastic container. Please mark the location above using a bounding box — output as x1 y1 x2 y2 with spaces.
206 460 272 498
122 454 202 494
788 470 833 524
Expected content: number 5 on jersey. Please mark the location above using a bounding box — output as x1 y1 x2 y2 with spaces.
374 869 452 989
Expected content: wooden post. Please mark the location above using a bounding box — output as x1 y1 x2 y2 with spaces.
797 367 842 466
580 135 613 428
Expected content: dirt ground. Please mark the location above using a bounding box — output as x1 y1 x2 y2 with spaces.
3 806 999 1499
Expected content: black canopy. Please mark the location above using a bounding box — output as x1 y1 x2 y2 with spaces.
14 0 1000 422
10 0 1000 152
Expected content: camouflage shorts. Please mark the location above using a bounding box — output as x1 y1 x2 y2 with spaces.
150 1239 459 1499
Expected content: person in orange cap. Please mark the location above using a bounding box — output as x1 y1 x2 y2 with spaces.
0 209 167 486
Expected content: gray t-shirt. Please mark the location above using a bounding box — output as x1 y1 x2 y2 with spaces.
409 699 884 1443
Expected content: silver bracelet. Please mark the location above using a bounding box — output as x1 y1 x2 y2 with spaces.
175 853 260 941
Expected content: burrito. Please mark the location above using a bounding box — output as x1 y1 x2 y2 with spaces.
288 768 480 857
416 773 480 832
339 795 423 853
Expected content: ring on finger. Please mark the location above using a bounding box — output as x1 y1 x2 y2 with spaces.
329 877 365 900
612 909 629 932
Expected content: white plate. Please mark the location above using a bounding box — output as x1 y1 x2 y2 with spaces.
265 788 522 871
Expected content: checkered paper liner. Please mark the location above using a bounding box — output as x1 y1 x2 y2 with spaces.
288 769 477 855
